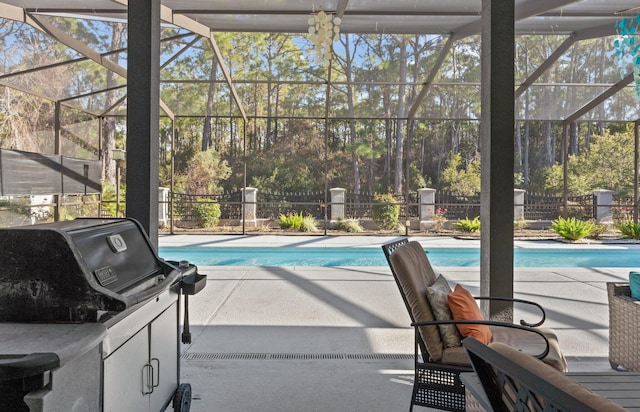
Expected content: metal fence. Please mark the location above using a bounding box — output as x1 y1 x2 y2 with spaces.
434 191 480 220
0 189 609 231
162 190 597 226
258 190 326 220
344 192 419 220
523 193 595 220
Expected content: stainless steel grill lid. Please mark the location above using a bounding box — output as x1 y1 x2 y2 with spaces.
0 218 180 322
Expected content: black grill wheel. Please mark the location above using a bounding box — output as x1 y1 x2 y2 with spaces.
173 383 192 412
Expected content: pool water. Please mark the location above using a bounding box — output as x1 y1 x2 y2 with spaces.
158 246 640 267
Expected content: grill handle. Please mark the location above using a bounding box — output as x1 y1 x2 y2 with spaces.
0 353 60 380
125 269 181 306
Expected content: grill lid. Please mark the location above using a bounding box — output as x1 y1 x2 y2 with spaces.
0 218 180 322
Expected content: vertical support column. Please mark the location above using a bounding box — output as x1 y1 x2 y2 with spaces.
514 189 525 221
635 120 639 223
170 118 175 234
419 188 436 221
562 123 569 218
53 101 61 222
242 187 257 225
330 188 346 222
480 0 514 320
127 0 160 249
593 189 614 224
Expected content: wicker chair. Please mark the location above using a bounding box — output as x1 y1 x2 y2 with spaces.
607 282 640 371
382 238 567 412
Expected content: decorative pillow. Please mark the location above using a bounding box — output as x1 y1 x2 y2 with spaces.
630 271 640 300
447 284 492 345
426 275 462 348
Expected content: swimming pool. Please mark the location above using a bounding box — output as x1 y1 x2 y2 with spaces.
158 246 640 267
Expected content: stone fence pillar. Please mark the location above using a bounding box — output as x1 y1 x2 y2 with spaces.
330 187 346 221
593 189 613 224
242 187 258 223
419 188 436 221
158 187 169 228
514 189 525 221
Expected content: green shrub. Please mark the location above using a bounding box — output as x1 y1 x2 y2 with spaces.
454 216 481 232
514 217 528 230
372 193 400 230
550 216 595 240
101 181 125 218
278 212 317 232
615 220 640 240
587 224 608 239
334 218 363 233
192 201 221 228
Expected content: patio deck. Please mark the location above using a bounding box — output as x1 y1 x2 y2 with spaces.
161 235 633 411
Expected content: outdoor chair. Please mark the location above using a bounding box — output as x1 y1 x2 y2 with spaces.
607 282 640 371
462 337 626 412
381 238 567 412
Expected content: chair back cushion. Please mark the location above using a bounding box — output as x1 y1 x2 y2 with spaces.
447 284 492 345
388 241 444 361
426 275 462 348
489 343 624 412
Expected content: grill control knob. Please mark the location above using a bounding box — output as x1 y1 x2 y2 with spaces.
179 260 190 268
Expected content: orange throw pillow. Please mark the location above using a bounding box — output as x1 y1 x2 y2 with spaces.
447 284 492 345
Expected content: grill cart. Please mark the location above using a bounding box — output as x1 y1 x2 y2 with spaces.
0 218 206 412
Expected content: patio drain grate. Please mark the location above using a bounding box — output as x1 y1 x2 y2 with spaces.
182 353 414 361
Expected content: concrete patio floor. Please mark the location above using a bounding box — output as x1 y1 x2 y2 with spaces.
160 235 637 411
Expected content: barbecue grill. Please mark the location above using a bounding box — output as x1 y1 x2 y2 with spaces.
0 218 206 412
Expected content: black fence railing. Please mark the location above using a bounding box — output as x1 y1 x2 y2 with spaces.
0 189 619 231
173 191 244 221
158 190 599 224
344 192 419 220
258 190 326 220
434 191 480 220
524 193 594 220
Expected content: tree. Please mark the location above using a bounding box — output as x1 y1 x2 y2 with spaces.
543 128 635 197
439 152 481 196
334 34 363 193
102 22 125 185
393 35 408 195
183 149 231 195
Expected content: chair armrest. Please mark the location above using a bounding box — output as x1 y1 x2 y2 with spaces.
473 296 546 327
412 319 550 360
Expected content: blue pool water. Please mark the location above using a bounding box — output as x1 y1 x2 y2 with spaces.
158 246 640 267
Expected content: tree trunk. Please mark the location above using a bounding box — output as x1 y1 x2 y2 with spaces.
544 121 553 167
202 54 217 152
102 23 124 186
523 121 530 186
569 122 578 155
515 120 522 167
393 37 408 195
384 91 392 191
266 79 273 150
344 36 360 193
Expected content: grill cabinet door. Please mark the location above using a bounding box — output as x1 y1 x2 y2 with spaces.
103 327 149 411
149 302 179 412
103 299 179 412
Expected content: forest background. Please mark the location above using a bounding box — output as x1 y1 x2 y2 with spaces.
0 17 637 213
